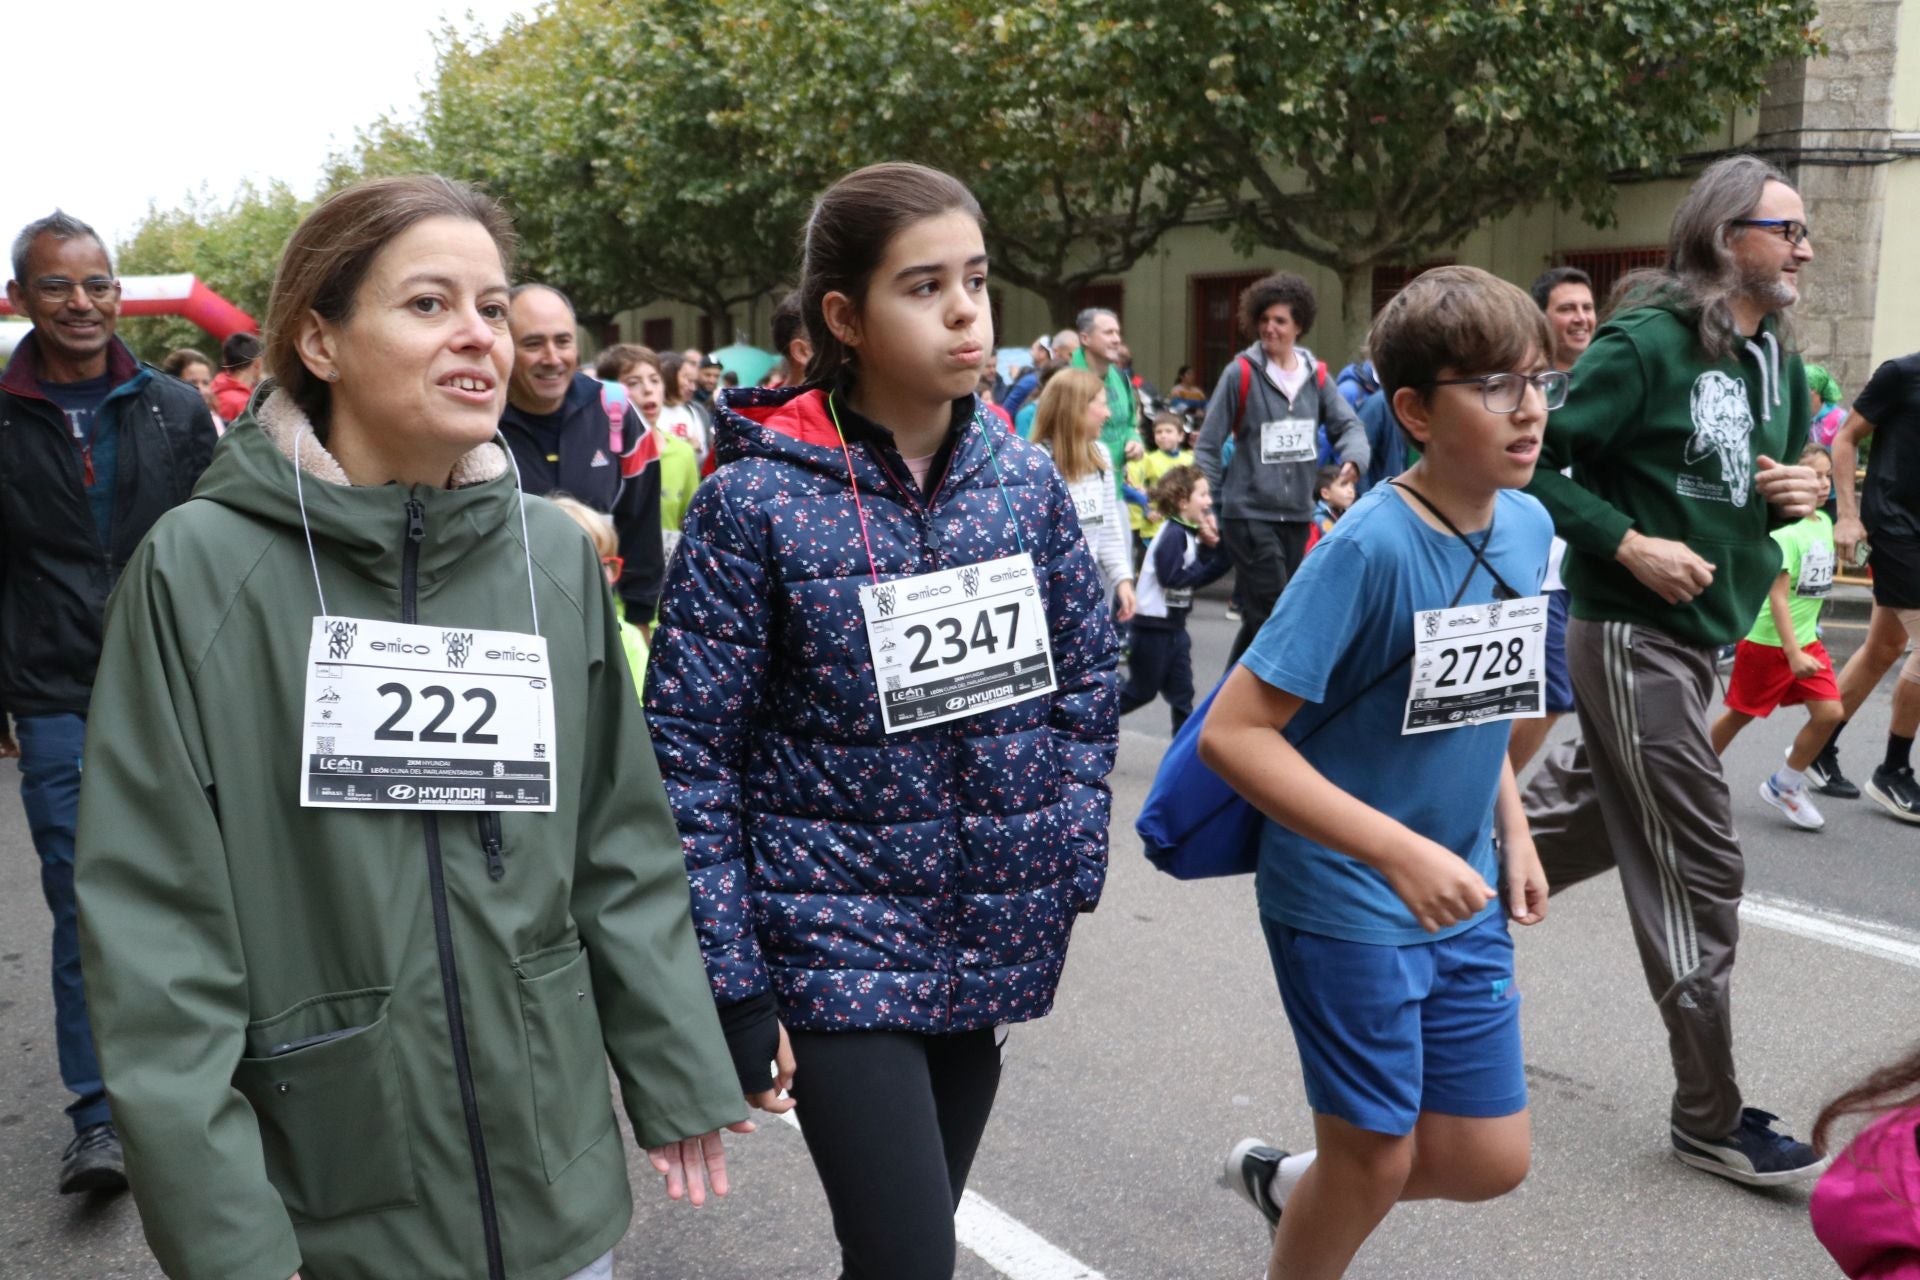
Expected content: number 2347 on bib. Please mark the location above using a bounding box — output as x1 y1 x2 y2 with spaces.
859 553 1057 734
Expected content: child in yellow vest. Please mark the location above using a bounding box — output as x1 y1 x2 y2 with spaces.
1126 412 1195 563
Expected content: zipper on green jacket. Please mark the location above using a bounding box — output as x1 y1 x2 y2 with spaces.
407 495 508 1280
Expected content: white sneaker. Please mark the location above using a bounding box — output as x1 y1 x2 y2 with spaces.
1760 776 1825 831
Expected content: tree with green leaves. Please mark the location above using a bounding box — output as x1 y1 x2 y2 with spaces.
710 0 1194 328
338 2 813 337
113 182 309 362
1097 0 1822 320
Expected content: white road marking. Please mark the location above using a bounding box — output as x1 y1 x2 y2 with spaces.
955 1192 1109 1279
1741 893 1920 970
774 1109 1108 1279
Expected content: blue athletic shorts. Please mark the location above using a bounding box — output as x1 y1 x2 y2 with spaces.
1544 589 1575 714
1261 909 1527 1136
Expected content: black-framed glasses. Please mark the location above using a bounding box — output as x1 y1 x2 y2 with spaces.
31 276 117 304
1426 371 1569 413
1730 218 1810 247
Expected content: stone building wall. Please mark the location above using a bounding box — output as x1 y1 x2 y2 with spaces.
1760 0 1901 397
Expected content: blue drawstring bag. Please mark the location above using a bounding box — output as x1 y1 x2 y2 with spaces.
1138 648 1417 880
1136 675 1262 879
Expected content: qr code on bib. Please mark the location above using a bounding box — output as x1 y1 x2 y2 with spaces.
316 736 335 754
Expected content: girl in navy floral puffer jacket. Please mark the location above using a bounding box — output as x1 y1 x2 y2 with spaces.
644 161 1118 1277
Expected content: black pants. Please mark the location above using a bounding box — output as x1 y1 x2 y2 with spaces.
1119 624 1194 732
789 1027 1002 1280
1222 517 1310 664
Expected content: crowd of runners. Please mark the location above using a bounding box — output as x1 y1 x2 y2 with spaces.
4 150 1920 1280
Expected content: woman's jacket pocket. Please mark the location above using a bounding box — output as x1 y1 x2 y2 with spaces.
515 942 616 1181
232 988 418 1221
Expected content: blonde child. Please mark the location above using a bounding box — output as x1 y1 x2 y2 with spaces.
550 494 650 693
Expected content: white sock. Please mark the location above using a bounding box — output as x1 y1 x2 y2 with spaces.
1268 1150 1317 1208
1774 765 1806 792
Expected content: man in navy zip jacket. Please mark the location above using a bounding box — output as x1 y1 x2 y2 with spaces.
0 211 217 1196
500 283 664 624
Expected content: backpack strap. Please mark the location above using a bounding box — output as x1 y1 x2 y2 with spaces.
600 382 629 455
1231 356 1254 438
1235 357 1326 438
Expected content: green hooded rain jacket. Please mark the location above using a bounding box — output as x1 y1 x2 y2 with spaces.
74 387 744 1280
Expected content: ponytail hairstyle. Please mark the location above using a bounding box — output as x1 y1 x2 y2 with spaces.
799 162 983 385
1030 367 1109 485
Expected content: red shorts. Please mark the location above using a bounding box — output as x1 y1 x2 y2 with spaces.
1724 638 1840 717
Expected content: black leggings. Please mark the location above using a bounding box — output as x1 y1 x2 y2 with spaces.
787 1027 1002 1280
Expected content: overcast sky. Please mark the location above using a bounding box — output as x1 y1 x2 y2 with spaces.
3 0 533 273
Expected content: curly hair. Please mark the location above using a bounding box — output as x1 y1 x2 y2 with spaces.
1239 272 1317 341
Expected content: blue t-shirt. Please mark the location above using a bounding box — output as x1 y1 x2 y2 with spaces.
39 374 117 546
1240 484 1553 945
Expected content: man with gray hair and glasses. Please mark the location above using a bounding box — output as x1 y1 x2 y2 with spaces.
1520 156 1829 1186
1 210 216 1196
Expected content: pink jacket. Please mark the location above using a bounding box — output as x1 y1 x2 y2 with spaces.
1812 1108 1920 1279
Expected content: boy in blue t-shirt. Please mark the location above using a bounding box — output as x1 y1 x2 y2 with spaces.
1200 266 1556 1280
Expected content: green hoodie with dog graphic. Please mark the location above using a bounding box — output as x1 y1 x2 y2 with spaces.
1526 301 1809 648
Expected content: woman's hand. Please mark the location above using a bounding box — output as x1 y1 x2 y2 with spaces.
1114 581 1137 622
647 1119 756 1206
746 1021 796 1115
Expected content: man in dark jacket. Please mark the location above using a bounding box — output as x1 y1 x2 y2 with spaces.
501 284 664 625
0 210 217 1195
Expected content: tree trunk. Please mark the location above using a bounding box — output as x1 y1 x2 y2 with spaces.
1041 284 1080 332
1339 260 1374 329
703 304 734 349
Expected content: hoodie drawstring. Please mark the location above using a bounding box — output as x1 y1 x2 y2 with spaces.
1741 334 1783 424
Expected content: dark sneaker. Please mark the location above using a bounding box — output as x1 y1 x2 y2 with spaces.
59 1122 127 1195
1222 1137 1287 1233
1671 1108 1829 1187
1867 766 1920 823
1806 748 1860 800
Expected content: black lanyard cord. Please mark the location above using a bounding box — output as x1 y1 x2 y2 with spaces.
1390 479 1523 604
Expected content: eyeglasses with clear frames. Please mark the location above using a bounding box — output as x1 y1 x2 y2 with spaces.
1424 370 1569 414
1730 218 1811 247
31 277 118 304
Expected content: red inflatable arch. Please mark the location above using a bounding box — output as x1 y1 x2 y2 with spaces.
0 274 257 342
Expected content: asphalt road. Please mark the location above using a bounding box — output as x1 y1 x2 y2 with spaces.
2 579 1914 1280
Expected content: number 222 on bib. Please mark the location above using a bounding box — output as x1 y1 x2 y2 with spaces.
1403 595 1548 735
859 553 1056 734
300 616 558 810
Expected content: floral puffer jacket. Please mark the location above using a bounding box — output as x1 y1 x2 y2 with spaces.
645 384 1118 1034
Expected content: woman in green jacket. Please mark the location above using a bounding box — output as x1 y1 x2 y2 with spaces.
73 176 747 1280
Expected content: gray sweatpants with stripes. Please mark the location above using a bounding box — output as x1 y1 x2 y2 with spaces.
1522 618 1745 1139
